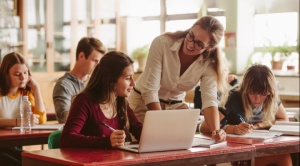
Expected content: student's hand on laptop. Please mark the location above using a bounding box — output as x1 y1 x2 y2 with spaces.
110 130 126 147
211 129 226 142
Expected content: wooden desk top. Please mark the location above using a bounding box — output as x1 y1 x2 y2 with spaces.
22 136 300 166
0 128 54 148
22 143 254 166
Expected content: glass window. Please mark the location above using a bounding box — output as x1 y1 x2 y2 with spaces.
98 24 116 50
76 0 87 21
119 0 160 17
254 12 298 47
63 0 71 22
166 0 203 15
91 0 117 20
166 19 196 32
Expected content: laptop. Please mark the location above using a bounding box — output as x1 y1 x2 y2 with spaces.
119 109 200 153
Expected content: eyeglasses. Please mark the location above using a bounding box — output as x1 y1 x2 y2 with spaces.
186 32 210 51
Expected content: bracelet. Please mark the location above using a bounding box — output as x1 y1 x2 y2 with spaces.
233 125 237 134
223 124 229 132
212 129 222 135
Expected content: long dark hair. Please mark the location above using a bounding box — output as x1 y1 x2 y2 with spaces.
0 52 31 96
83 51 134 130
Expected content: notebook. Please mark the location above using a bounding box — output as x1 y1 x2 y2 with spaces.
12 123 64 130
227 130 283 139
269 121 300 136
193 134 227 148
119 109 200 153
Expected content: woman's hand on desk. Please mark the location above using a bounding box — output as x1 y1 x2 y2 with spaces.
110 130 126 147
233 122 253 135
211 129 226 142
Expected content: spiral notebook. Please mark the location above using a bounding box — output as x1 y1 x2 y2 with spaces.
118 109 200 153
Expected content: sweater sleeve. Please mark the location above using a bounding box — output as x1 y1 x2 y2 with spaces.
28 92 47 124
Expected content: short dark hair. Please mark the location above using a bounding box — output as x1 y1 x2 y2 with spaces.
75 37 106 60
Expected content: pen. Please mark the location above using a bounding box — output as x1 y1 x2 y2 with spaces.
100 121 116 131
220 119 227 129
237 114 245 122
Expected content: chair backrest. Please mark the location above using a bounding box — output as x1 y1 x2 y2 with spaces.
48 130 62 149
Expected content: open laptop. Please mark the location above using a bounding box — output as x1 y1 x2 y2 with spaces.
119 109 200 153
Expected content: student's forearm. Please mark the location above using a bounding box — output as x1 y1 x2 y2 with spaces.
0 118 20 127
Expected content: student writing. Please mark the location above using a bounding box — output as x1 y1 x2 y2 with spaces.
200 64 292 166
60 51 142 148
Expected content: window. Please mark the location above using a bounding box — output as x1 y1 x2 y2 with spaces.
254 12 298 47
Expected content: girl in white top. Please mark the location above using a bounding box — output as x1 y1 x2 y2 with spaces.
0 52 46 127
128 16 229 142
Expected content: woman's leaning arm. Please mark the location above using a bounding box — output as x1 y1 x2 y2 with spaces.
200 106 220 133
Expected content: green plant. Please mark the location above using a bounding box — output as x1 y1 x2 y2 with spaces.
132 45 149 60
263 45 296 61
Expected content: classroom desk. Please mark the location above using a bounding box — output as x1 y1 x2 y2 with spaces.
22 143 254 166
0 129 54 148
22 136 300 166
227 136 300 166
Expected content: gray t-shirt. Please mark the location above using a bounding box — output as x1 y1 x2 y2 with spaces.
53 72 85 123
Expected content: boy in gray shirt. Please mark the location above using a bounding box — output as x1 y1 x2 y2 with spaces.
53 37 106 123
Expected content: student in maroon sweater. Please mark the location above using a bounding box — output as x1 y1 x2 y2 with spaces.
60 51 142 149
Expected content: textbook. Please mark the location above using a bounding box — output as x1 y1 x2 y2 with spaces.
192 134 227 148
226 130 283 139
12 124 64 130
269 121 300 136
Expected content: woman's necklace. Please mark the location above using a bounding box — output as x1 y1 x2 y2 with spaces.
100 103 115 118
99 103 109 110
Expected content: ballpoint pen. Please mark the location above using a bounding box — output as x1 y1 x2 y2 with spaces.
220 119 228 129
237 114 245 122
100 121 116 131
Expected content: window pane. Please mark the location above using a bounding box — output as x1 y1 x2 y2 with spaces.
166 0 203 15
98 24 116 50
63 0 71 22
92 0 117 19
254 12 298 47
166 19 196 32
119 0 160 17
76 0 87 21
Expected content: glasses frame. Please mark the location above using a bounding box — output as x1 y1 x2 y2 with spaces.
186 32 210 51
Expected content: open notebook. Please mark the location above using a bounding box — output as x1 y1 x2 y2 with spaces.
119 109 200 153
269 121 300 136
12 123 64 130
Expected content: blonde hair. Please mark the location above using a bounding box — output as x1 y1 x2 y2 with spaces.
164 16 229 106
239 64 278 121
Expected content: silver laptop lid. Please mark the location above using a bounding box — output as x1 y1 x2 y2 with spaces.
138 109 200 153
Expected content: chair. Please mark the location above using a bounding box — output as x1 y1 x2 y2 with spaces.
48 130 62 149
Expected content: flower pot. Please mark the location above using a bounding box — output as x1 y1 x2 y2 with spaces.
272 61 283 70
287 65 295 70
137 57 146 72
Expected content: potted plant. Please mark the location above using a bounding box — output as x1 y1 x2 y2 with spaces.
264 45 294 70
132 45 149 72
